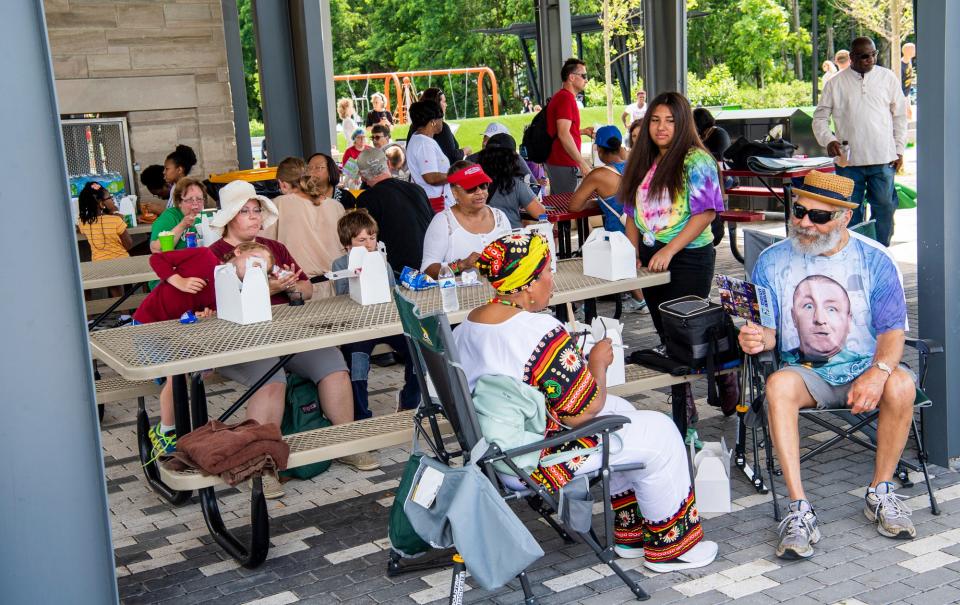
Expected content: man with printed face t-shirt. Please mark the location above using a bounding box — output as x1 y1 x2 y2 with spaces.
738 170 917 562
545 58 596 193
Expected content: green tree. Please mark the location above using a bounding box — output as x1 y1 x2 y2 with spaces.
598 0 644 124
833 0 913 70
237 0 260 122
727 0 810 86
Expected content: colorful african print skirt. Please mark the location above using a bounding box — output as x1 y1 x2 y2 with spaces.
613 487 702 563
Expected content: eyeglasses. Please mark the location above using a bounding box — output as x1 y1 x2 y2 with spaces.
464 183 489 194
792 202 843 225
371 135 386 141
853 50 877 60
181 196 205 204
573 72 589 80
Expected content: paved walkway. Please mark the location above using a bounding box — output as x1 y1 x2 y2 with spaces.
103 191 960 604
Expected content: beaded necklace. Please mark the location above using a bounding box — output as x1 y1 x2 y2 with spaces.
489 296 524 310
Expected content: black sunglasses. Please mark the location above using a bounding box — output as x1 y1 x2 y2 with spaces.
573 72 589 81
465 182 489 194
792 202 843 225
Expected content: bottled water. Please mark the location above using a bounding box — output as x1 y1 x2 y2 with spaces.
438 263 459 313
528 214 558 272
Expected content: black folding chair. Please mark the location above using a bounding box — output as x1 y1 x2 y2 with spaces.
392 288 652 602
744 338 942 522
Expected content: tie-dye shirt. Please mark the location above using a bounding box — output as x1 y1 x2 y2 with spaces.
625 148 724 248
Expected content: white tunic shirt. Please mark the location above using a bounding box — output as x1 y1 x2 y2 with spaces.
812 65 908 166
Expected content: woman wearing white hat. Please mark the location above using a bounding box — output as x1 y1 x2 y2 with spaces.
208 181 379 486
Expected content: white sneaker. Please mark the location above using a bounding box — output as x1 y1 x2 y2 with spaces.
643 541 718 573
339 452 381 471
621 296 648 313
250 474 285 500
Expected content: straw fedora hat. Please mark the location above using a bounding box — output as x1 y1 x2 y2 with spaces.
209 180 279 234
790 170 857 209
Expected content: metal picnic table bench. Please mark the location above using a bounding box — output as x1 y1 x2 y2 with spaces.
80 255 155 330
89 258 672 567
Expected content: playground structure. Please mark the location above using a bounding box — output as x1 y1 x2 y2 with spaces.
333 67 499 124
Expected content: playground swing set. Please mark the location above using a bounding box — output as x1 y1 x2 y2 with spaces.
333 67 499 125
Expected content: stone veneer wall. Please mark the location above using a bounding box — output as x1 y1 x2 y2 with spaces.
44 0 239 203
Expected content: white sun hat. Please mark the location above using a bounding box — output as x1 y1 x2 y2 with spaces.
209 180 279 234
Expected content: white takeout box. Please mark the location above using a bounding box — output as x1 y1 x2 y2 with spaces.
565 316 625 387
198 210 220 246
691 438 733 513
347 243 391 306
214 257 272 325
581 229 637 281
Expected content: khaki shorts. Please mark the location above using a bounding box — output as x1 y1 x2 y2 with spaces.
779 364 916 410
218 347 348 387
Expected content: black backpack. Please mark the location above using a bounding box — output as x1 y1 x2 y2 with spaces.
722 136 797 170
519 98 554 163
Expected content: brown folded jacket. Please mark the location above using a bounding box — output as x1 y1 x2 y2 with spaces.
166 419 289 485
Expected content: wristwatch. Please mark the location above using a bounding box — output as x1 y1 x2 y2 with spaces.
874 361 893 377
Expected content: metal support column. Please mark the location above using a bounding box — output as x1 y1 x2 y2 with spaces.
520 38 542 105
535 0 573 99
289 0 337 157
916 0 960 467
811 0 819 105
222 0 253 170
642 0 687 96
0 3 117 603
251 0 303 160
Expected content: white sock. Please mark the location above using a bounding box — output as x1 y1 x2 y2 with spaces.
160 423 176 435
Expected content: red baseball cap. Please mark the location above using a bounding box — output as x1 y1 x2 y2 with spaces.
447 164 492 190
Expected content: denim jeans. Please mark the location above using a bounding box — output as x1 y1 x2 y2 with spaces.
835 163 896 246
340 335 420 420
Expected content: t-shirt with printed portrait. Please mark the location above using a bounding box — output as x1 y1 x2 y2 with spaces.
752 232 907 385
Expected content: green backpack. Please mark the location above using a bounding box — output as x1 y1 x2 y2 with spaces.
279 373 332 480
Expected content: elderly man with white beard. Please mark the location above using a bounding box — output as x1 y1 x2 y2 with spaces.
738 171 917 560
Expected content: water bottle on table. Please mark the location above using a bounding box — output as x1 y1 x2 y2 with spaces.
438 263 459 313
529 214 558 272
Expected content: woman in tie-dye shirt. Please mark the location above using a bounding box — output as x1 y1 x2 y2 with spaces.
619 92 738 445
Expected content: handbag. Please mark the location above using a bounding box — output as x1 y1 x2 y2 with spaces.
403 440 544 590
659 296 740 407
722 136 797 170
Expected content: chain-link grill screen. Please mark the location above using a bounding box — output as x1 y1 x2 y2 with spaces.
61 118 132 197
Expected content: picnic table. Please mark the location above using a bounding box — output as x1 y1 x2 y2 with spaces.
534 192 602 258
89 258 668 566
720 165 836 262
80 255 156 329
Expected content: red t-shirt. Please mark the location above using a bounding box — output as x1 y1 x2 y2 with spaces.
341 145 367 168
545 88 581 167
208 236 308 305
133 248 219 324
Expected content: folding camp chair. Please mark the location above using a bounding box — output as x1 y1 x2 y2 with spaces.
392 288 652 602
744 338 942 522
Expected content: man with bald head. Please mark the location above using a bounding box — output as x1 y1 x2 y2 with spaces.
813 37 908 247
740 171 917 560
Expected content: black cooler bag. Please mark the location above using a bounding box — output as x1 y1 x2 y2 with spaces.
659 296 739 407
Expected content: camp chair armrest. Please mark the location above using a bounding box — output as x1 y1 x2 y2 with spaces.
498 415 630 460
906 338 943 356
